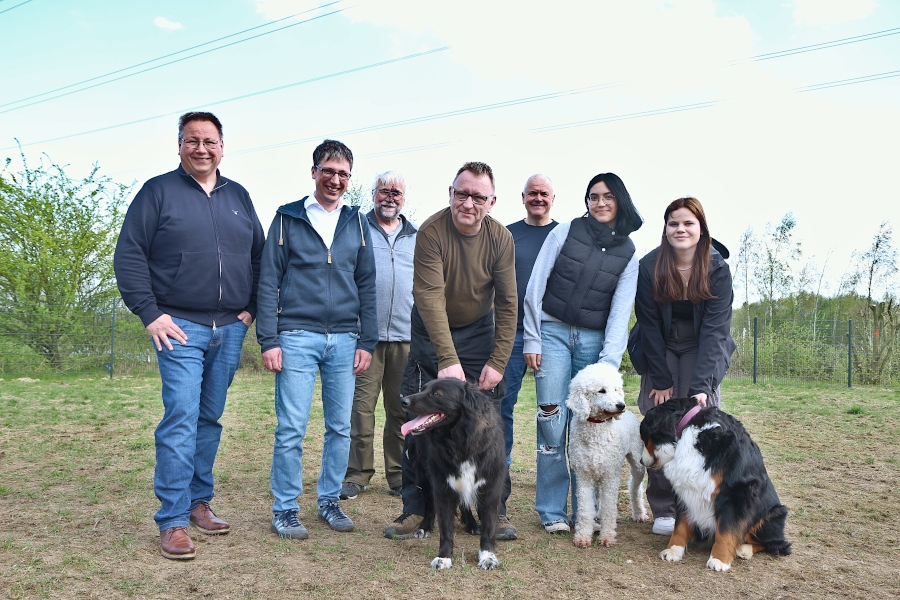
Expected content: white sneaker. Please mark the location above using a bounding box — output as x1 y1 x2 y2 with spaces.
652 517 675 535
543 520 570 533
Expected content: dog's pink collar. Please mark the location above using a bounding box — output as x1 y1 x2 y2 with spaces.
676 405 702 439
587 416 609 423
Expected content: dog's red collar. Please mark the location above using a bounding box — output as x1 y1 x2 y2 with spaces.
676 405 703 439
587 416 610 423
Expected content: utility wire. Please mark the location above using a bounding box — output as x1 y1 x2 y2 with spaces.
228 82 626 156
797 69 900 92
745 27 900 63
0 0 33 16
0 5 346 114
529 101 720 133
1 47 451 152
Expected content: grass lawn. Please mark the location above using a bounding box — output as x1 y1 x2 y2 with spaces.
0 371 898 599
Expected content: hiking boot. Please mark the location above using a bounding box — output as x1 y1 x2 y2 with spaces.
339 482 366 500
317 500 355 532
384 512 424 539
652 517 675 535
543 519 570 534
388 485 402 497
160 526 195 560
497 514 517 540
271 509 309 539
189 501 230 535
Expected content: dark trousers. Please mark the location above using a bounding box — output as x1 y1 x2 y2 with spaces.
399 306 512 516
638 318 721 518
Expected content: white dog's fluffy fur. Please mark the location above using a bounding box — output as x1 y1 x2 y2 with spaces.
566 363 648 548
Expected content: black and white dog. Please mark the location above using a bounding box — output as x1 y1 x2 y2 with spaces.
401 378 505 570
640 397 792 571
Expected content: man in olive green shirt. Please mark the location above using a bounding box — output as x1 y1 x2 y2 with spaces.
384 161 518 541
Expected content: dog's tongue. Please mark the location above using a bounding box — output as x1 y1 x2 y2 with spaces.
401 414 434 436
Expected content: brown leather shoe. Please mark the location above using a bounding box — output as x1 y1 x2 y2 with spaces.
190 501 231 535
160 526 196 560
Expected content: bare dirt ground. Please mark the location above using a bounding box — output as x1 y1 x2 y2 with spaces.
1 375 898 599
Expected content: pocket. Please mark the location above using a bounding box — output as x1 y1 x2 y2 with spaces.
161 252 219 308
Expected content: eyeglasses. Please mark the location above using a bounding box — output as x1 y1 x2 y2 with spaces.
452 188 491 206
376 188 404 198
315 165 352 181
180 138 221 150
588 193 616 206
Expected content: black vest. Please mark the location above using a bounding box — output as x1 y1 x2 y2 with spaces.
542 217 635 330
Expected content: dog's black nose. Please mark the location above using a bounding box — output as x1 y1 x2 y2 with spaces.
616 402 625 411
401 397 410 409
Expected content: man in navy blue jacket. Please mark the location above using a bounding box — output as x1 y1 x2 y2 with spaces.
256 139 377 540
114 112 265 560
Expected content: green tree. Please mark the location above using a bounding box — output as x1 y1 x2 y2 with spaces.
0 151 131 369
753 213 801 325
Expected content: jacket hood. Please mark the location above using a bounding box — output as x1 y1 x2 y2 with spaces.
366 210 418 237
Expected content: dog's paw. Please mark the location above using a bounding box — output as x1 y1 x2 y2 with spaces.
736 544 753 560
412 528 431 539
659 545 685 562
477 550 499 570
573 534 592 548
430 557 452 570
597 534 616 547
706 556 732 571
632 510 649 523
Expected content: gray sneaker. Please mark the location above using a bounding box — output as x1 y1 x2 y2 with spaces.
317 500 355 532
271 509 309 539
339 482 366 500
497 514 517 540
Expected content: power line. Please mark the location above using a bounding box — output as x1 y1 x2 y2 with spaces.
798 69 900 92
228 82 626 156
0 4 346 114
0 0 33 16
1 47 451 152
529 101 720 133
746 27 900 63
0 2 342 109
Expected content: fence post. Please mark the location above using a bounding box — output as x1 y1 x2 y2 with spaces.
847 319 852 388
752 316 758 384
110 298 116 380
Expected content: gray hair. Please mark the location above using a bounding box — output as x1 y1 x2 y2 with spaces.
523 173 553 194
371 170 407 197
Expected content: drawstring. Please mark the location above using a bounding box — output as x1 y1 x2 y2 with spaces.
279 214 283 246
358 211 366 247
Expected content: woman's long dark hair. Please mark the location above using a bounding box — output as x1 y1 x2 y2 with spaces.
652 197 715 304
582 173 643 237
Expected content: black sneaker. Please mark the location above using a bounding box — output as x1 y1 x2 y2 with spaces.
497 515 517 541
271 509 309 539
383 512 424 540
317 500 355 532
388 485 402 497
339 482 366 500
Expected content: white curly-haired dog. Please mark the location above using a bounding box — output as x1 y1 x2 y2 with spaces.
566 362 648 548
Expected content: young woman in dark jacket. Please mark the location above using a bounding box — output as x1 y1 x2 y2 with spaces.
632 196 736 536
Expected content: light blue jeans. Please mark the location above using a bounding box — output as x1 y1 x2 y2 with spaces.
270 330 358 513
153 318 247 531
534 320 605 526
500 329 526 465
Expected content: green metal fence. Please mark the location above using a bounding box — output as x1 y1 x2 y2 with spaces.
1 302 897 386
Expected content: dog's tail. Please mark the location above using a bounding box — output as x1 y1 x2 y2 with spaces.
755 504 792 556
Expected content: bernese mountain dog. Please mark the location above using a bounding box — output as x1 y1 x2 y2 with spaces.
640 396 791 571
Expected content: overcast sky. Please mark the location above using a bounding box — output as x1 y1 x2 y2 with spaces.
1 0 898 299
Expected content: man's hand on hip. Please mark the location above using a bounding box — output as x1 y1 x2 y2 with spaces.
437 364 466 381
353 349 372 374
146 314 187 351
262 347 282 373
478 365 503 391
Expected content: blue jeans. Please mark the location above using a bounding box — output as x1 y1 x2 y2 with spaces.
153 318 247 531
500 330 526 465
270 330 358 513
534 320 605 525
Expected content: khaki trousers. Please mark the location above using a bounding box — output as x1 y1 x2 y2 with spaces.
344 341 409 489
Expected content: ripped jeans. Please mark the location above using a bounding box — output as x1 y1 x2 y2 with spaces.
534 320 605 525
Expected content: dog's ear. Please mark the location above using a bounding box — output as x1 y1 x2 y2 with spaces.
565 380 590 417
463 381 482 410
